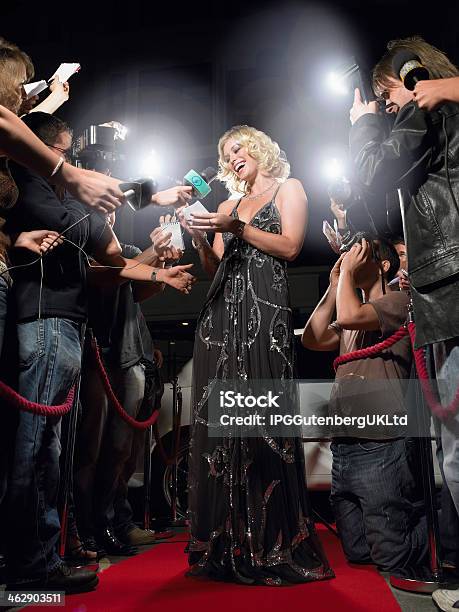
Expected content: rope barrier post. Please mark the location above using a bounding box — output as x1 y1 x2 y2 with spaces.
390 305 445 593
58 372 82 559
170 373 182 525
143 424 153 530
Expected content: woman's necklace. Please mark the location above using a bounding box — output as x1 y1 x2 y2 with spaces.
244 180 277 200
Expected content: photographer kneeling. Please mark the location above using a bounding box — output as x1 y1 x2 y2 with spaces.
302 235 428 573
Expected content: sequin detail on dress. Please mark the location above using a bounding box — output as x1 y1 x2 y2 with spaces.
187 192 334 585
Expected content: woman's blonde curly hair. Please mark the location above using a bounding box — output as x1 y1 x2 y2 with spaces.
217 125 290 194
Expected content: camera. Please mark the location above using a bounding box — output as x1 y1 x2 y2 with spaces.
72 122 128 174
327 177 353 206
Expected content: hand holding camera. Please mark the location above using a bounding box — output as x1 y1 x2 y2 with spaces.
349 88 379 125
329 253 346 288
340 238 371 278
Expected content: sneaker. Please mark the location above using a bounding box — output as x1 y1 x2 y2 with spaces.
121 525 174 546
7 562 98 595
432 587 459 611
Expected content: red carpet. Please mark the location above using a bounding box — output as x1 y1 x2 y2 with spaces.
29 529 400 612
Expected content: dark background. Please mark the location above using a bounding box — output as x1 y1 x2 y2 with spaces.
1 0 457 372
2 0 457 263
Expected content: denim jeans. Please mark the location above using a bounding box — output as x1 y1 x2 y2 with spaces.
0 277 9 518
434 338 459 517
74 354 145 535
7 318 82 581
330 437 428 572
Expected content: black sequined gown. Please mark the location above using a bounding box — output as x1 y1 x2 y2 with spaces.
187 192 334 585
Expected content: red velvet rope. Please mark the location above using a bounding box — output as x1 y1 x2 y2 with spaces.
91 338 159 430
333 326 409 370
407 322 459 420
0 381 75 416
333 323 459 420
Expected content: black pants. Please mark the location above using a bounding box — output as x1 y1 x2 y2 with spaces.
74 354 145 536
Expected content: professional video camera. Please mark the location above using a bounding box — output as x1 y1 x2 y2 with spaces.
72 121 128 174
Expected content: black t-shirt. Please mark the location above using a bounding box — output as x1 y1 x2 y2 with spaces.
4 163 110 322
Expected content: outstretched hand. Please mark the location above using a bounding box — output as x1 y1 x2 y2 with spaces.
152 186 193 207
55 166 126 213
13 230 63 255
158 263 196 294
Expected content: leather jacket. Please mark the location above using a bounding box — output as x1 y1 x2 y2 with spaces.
349 101 459 346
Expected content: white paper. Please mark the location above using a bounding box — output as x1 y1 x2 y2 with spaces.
160 221 185 251
182 201 209 221
322 220 342 254
49 63 80 83
24 80 48 99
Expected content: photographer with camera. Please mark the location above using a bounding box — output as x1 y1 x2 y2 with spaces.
302 235 428 573
348 37 459 607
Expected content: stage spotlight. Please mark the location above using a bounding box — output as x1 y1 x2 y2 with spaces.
322 157 345 181
140 149 162 179
326 71 349 96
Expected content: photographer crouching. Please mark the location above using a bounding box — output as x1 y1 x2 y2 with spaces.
302 234 428 573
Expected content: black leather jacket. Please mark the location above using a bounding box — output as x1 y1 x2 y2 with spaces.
350 101 459 346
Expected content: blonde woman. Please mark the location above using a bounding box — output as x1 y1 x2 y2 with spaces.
180 125 333 585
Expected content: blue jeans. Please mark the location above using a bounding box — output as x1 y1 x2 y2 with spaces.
330 438 428 572
434 339 459 516
7 318 82 581
0 277 9 514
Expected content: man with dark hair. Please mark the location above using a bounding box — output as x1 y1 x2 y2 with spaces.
302 236 427 572
348 37 459 608
22 112 72 145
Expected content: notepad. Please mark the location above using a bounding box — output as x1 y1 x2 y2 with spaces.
182 201 209 222
24 81 48 99
322 220 342 254
160 221 185 251
49 63 81 83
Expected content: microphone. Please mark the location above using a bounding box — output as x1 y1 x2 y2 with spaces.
392 50 430 91
119 178 157 211
183 166 217 198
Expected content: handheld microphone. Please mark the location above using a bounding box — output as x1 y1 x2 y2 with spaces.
392 50 430 91
119 178 157 211
183 166 217 198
